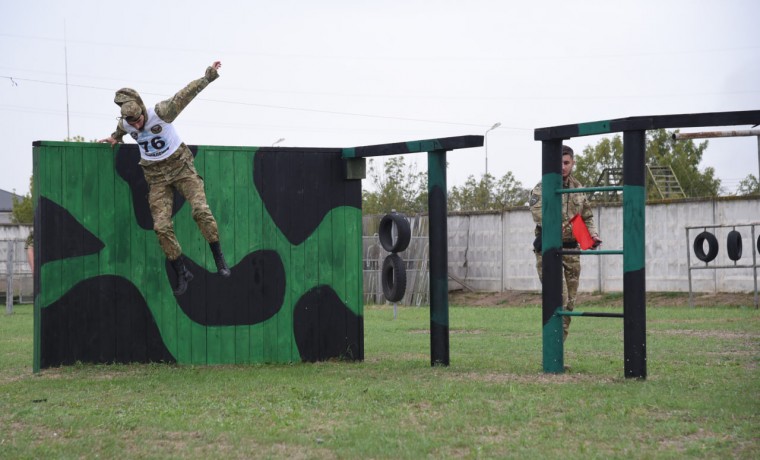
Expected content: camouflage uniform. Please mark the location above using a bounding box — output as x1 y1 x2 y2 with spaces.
529 174 597 341
109 66 221 261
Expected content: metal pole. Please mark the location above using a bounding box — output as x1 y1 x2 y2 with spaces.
428 149 449 366
6 241 13 315
752 224 758 309
623 130 647 379
673 130 760 189
687 228 694 308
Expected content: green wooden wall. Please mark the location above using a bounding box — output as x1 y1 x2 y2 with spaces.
33 141 363 370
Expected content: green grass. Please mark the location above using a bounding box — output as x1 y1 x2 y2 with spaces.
1 302 758 459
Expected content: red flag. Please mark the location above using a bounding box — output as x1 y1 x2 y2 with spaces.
570 214 595 250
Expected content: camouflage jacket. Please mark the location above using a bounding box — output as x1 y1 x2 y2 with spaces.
529 174 597 241
110 65 220 143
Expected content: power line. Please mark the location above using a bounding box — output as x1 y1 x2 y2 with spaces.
0 75 528 131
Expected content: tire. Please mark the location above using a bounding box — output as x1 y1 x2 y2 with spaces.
693 231 718 263
727 230 742 261
757 234 760 256
382 253 407 302
378 212 411 253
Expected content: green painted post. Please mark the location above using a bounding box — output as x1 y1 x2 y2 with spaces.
623 130 647 379
428 149 449 366
541 139 564 373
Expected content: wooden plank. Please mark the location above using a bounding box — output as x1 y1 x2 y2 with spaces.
97 143 118 361
300 152 322 362
188 149 207 365
248 148 265 364
346 135 484 158
61 144 84 364
316 153 335 360
232 147 251 363
203 147 223 365
272 151 292 363
535 109 760 141
330 153 349 358
39 144 63 366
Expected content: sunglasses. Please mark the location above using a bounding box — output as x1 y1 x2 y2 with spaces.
124 115 142 123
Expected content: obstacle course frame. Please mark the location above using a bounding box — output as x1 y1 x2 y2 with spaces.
535 109 760 379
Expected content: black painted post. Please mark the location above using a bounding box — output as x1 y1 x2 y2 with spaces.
428 149 449 366
541 139 565 373
623 130 647 379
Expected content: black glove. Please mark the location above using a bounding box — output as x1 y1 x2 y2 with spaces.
533 234 542 252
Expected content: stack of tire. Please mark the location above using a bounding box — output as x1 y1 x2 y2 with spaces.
693 229 754 263
379 212 412 302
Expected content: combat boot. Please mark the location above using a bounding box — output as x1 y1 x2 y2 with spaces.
210 241 231 277
170 256 194 295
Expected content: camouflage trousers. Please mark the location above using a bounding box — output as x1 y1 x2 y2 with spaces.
141 147 219 261
535 249 581 341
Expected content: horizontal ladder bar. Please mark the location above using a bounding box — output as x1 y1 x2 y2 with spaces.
558 186 624 194
555 311 624 318
559 249 624 255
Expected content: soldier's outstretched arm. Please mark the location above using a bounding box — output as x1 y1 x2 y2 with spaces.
156 61 221 123
98 123 128 147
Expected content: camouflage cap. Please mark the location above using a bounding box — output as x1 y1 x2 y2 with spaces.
120 101 142 121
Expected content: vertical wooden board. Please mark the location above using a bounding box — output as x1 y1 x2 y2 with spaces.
97 145 118 360
216 148 237 363
81 146 104 360
190 150 208 365
203 148 223 364
278 151 304 362
247 148 265 363
300 154 322 362
259 151 279 363
38 144 64 366
232 148 251 363
273 151 291 362
316 155 334 360
329 155 350 357
111 145 133 361
61 144 85 363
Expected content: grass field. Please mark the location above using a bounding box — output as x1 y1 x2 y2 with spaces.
1 298 758 459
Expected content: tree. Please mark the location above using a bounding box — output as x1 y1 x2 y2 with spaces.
11 176 33 224
736 174 759 196
647 129 720 198
573 129 721 200
362 156 428 215
448 172 528 212
64 135 98 143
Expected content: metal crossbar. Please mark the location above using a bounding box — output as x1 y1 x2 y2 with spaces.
559 249 624 256
559 186 624 194
555 311 624 318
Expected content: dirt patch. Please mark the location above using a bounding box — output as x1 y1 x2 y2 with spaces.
448 290 758 308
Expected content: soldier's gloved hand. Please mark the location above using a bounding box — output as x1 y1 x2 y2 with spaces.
591 236 602 249
533 234 542 252
205 61 221 82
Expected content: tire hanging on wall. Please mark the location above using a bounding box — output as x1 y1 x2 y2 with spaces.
378 212 412 253
693 231 719 263
382 253 407 302
726 230 743 261
757 234 760 256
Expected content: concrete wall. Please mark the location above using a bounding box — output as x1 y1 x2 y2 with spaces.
499 197 760 293
365 197 759 298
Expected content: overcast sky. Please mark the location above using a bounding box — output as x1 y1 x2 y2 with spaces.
2 0 759 197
